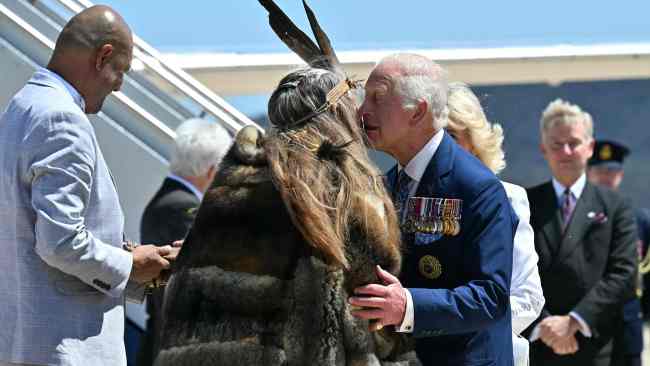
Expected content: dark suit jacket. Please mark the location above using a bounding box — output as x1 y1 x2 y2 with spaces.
137 177 200 366
386 133 517 366
638 208 650 316
525 181 637 366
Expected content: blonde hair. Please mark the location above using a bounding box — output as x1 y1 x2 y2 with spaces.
447 82 506 174
265 68 401 269
540 99 594 142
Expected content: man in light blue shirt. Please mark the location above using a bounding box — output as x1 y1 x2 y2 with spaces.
0 6 177 366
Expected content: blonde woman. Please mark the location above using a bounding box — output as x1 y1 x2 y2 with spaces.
446 82 545 364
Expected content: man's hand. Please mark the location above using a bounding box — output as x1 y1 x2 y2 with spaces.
130 245 178 284
539 315 580 355
349 265 407 331
546 334 579 355
539 315 579 343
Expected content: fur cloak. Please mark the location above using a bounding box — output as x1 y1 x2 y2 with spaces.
155 126 417 365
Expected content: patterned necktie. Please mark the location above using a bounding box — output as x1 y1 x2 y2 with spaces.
561 188 576 230
395 169 412 222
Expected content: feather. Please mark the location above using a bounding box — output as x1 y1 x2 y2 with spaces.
258 0 336 70
302 0 340 69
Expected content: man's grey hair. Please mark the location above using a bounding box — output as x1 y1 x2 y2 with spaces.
540 99 594 142
379 53 450 130
169 118 232 177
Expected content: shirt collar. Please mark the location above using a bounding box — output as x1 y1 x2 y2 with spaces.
552 173 587 202
399 129 445 184
40 68 86 112
167 174 203 201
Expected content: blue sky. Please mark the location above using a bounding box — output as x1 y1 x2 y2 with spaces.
97 1 650 116
102 1 650 53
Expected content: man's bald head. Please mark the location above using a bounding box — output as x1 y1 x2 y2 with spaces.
48 5 133 114
54 5 132 56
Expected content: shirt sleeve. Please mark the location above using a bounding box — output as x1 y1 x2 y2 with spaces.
396 288 414 333
569 311 592 337
28 111 132 297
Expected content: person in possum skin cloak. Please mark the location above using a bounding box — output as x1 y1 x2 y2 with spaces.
155 66 420 366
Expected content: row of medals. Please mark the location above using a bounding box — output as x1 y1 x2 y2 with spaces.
401 197 462 236
399 197 463 280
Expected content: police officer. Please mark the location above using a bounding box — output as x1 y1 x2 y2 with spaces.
587 140 647 366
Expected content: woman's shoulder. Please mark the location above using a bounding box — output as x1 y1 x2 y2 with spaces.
500 180 531 212
500 180 526 198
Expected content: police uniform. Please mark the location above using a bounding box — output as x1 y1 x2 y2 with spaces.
588 140 644 366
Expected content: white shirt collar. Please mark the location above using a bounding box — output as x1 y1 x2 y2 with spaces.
399 129 445 184
552 173 587 203
40 68 86 112
167 174 203 201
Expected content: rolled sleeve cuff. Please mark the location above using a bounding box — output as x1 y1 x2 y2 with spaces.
569 311 592 337
396 288 414 333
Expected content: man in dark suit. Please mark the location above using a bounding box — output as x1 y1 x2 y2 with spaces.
350 53 517 366
136 118 232 365
526 100 637 366
587 140 645 366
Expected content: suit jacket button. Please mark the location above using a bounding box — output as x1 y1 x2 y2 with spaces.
93 279 111 291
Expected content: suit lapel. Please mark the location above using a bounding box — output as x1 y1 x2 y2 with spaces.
537 182 563 258
556 183 597 261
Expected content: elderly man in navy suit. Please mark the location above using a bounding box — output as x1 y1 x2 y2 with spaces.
350 53 517 366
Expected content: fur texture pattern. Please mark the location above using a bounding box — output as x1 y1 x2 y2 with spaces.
156 127 417 366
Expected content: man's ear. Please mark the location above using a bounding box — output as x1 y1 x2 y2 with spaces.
586 138 595 159
409 99 428 126
95 44 114 71
540 142 547 160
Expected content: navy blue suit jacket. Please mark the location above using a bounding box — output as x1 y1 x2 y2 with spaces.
386 133 517 366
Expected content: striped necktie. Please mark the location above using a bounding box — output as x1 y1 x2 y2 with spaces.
395 169 412 221
561 188 576 230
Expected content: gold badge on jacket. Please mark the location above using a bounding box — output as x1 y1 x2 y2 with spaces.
402 197 462 236
419 255 442 279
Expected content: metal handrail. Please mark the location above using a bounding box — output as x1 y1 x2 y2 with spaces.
0 2 176 158
49 0 262 133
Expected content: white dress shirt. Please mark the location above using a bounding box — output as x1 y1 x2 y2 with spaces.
529 174 592 341
394 129 444 332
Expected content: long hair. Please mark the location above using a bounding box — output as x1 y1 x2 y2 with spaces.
265 68 400 269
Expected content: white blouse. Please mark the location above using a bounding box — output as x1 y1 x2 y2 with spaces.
502 181 545 334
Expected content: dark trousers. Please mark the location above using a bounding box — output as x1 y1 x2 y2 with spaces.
530 335 613 366
610 299 644 366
